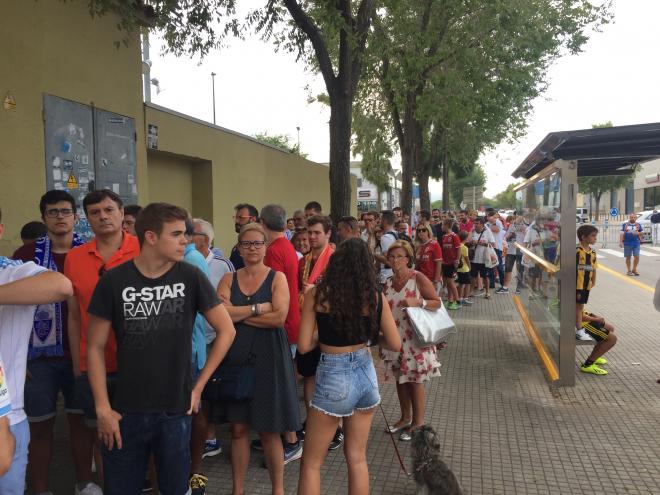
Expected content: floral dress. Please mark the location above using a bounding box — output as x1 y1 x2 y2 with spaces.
381 271 441 384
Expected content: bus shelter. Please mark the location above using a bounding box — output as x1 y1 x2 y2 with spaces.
510 123 660 386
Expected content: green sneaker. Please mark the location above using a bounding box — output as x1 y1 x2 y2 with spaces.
580 363 607 375
594 357 608 365
448 302 460 310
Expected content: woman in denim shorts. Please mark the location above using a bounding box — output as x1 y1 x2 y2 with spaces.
297 239 401 495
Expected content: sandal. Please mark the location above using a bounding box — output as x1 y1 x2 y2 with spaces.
385 420 412 434
626 271 634 276
633 271 640 276
399 429 413 442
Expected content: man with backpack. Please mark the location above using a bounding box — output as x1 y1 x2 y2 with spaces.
650 208 660 246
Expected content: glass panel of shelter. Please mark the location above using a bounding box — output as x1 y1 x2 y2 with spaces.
516 171 562 364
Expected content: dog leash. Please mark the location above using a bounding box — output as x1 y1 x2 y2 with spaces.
379 403 411 476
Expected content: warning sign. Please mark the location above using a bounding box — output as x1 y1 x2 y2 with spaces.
66 174 79 189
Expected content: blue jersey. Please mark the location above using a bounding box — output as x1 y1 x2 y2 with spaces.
621 222 642 246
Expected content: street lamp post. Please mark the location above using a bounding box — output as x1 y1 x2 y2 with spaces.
211 72 217 125
296 126 300 150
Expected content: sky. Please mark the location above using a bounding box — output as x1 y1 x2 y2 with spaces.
147 0 660 202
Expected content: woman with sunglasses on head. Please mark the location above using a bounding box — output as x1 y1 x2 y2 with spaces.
381 240 442 442
217 223 301 495
414 224 443 287
297 239 400 495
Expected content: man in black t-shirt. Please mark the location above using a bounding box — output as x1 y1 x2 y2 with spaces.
86 203 236 495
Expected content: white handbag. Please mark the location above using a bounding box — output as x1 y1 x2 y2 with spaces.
405 304 457 346
484 245 498 269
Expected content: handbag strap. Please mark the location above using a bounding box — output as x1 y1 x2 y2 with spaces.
379 403 411 476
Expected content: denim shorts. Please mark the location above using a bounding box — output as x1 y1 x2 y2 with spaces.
0 419 30 494
310 347 380 417
74 372 117 427
624 244 640 257
102 413 192 495
25 358 82 422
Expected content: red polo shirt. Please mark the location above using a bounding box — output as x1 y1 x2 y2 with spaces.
64 233 140 372
264 236 301 344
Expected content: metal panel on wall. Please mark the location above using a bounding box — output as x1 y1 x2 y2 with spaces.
43 94 96 239
93 108 137 206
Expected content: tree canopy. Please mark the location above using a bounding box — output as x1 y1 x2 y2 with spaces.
253 132 307 157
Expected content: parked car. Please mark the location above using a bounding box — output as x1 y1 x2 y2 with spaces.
632 211 653 243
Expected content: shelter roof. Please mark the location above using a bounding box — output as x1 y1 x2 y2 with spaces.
512 122 660 179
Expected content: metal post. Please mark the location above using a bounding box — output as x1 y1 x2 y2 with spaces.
473 186 476 211
211 72 217 125
557 159 577 386
296 126 300 150
142 32 151 103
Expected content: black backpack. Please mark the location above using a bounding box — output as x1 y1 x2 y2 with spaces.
651 212 660 224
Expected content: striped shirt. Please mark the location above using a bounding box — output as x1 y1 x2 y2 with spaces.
576 245 597 291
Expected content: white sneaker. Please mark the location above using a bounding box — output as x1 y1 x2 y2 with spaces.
75 481 103 495
575 328 594 341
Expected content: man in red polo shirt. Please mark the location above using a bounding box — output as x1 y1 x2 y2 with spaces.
260 204 303 464
64 190 139 489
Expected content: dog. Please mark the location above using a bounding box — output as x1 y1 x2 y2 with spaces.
410 425 463 495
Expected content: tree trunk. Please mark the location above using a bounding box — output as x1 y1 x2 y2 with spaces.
328 94 353 223
594 194 601 222
400 142 414 216
442 160 450 210
418 168 430 212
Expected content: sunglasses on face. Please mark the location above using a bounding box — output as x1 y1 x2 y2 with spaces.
417 228 428 233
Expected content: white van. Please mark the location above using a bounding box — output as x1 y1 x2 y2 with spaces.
576 208 589 223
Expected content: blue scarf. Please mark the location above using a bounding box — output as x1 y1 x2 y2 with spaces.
29 234 85 359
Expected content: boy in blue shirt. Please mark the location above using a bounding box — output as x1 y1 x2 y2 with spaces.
619 213 643 276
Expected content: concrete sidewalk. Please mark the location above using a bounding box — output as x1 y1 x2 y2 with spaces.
42 267 660 494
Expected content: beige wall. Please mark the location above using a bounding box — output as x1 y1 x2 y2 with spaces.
0 0 146 255
145 104 353 254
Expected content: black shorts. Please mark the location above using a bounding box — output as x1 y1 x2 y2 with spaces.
582 320 609 342
505 254 522 273
442 264 456 278
576 290 590 305
74 372 117 426
470 262 490 279
296 346 321 378
456 272 471 285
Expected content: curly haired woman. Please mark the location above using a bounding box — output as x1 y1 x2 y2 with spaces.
297 239 400 495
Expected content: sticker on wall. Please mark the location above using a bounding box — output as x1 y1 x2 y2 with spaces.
73 154 80 162
54 182 63 190
66 174 79 189
147 124 158 150
108 117 126 124
102 158 109 167
81 155 89 165
53 168 62 181
127 174 134 185
52 156 61 168
3 92 16 111
131 184 137 195
63 160 73 173
61 141 72 153
112 183 120 194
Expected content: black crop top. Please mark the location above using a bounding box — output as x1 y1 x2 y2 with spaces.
316 294 383 347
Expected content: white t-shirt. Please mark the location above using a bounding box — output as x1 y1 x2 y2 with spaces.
505 221 529 254
379 230 398 282
0 354 11 418
470 228 495 264
487 219 505 250
204 251 235 344
0 258 47 425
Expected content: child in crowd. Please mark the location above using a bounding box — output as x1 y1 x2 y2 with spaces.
576 225 598 341
579 309 617 375
457 231 472 305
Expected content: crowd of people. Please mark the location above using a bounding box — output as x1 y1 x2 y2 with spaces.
0 190 620 495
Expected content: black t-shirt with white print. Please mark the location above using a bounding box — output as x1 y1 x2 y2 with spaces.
88 260 220 414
